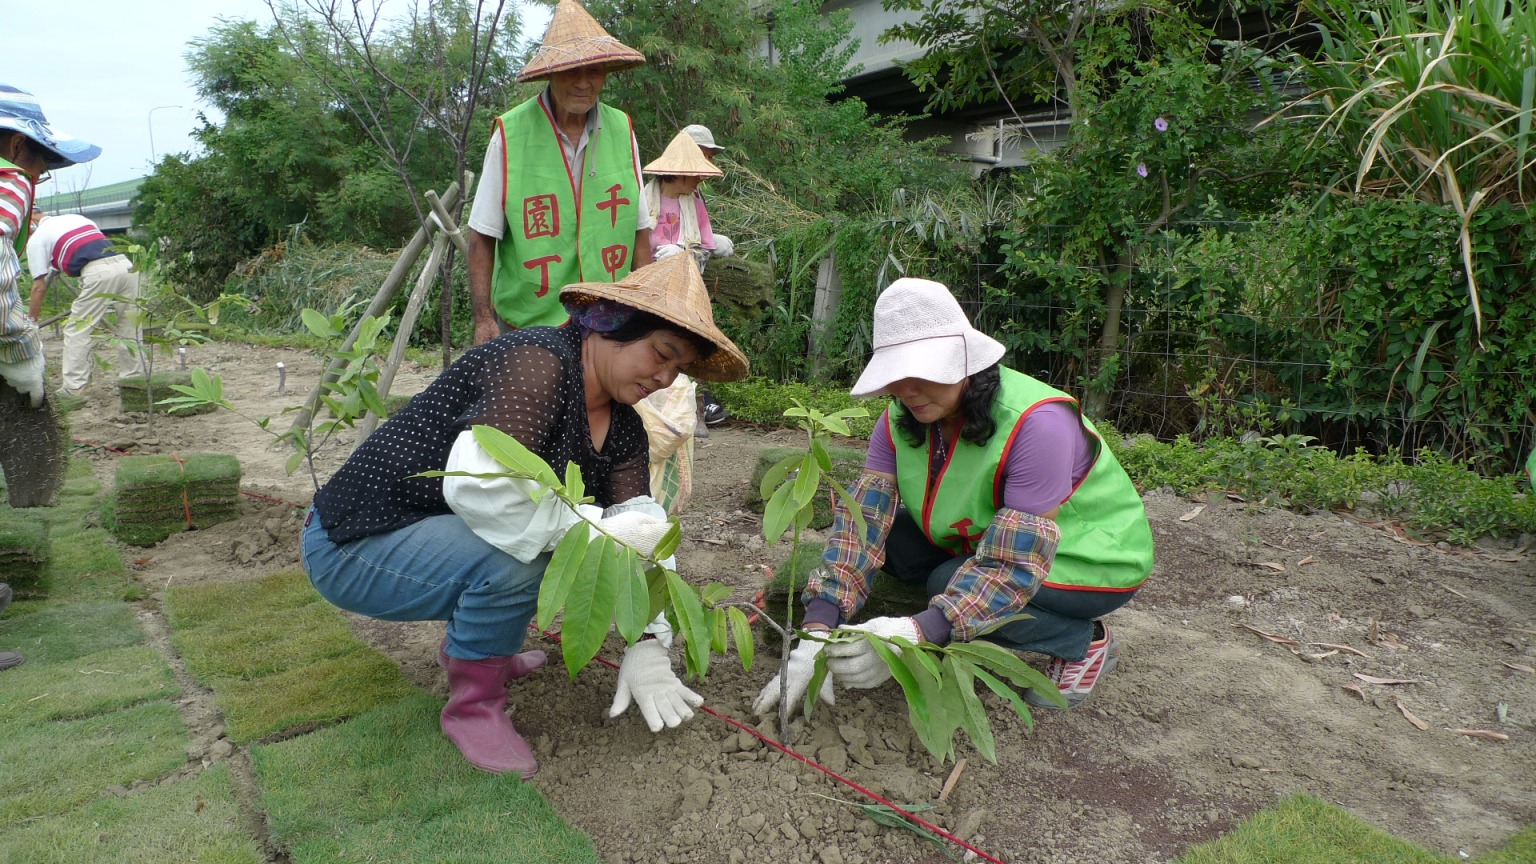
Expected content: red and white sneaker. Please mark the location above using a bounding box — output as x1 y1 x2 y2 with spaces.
1025 621 1119 709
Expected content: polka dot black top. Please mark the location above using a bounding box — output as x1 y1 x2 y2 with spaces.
313 324 648 544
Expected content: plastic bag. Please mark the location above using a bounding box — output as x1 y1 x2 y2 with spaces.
634 374 696 513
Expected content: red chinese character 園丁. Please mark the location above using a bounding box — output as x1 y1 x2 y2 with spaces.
523 194 560 239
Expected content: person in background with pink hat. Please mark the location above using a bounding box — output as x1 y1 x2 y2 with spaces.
466 0 655 346
755 278 1154 718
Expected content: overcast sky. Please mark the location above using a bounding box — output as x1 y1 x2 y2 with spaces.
3 0 548 193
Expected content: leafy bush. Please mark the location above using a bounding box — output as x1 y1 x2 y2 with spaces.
712 377 886 439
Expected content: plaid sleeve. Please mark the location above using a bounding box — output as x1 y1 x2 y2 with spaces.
802 472 898 621
931 507 1061 643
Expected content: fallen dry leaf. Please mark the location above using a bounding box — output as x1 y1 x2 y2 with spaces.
1178 504 1206 522
1255 561 1287 573
1396 698 1429 731
1450 729 1510 741
133 557 153 566
1297 649 1338 660
1502 662 1535 675
1354 674 1418 685
1234 624 1302 647
1311 642 1371 658
1341 684 1367 701
1439 583 1467 599
1225 493 1246 502
1297 555 1317 567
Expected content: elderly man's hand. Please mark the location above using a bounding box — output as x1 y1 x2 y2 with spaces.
471 318 500 347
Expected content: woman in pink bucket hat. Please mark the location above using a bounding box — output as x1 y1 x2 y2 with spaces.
755 277 1154 716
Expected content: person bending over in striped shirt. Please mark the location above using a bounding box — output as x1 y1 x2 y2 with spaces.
755 277 1156 717
27 211 146 397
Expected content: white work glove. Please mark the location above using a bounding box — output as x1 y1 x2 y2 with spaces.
0 352 45 408
823 616 922 690
752 635 834 719
596 509 671 557
609 638 704 732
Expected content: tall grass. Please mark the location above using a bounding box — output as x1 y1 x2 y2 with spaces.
1301 0 1536 337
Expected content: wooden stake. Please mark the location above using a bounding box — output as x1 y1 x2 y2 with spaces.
288 180 460 436
357 229 450 439
939 758 967 802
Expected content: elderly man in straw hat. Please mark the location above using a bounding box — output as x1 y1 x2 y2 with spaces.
302 253 747 777
466 0 654 347
754 277 1153 722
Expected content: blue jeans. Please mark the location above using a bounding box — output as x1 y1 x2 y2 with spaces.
883 509 1137 661
301 507 548 660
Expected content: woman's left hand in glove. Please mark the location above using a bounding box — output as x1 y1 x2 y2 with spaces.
609 639 704 732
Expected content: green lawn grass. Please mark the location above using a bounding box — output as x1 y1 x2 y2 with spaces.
0 644 175 724
0 765 262 864
1174 794 1536 864
254 693 602 864
166 571 416 743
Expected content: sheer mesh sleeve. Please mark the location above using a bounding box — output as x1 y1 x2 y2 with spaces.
462 344 565 450
609 451 650 503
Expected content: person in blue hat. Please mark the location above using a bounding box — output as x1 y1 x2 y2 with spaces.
0 83 101 408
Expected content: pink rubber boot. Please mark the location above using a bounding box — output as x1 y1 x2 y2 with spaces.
437 636 545 678
440 654 545 777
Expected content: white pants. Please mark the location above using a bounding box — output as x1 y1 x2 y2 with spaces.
61 255 146 392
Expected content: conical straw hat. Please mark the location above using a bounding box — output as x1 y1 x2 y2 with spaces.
643 131 725 178
517 0 646 83
560 254 748 382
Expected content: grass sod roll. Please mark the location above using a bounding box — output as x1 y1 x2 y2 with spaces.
109 454 243 546
119 371 218 415
0 507 48 591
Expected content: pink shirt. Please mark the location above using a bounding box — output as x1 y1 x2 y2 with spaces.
650 193 715 250
864 401 1093 516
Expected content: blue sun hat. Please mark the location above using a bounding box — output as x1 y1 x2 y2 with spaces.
0 84 100 169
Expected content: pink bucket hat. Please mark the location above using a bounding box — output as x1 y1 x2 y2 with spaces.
850 278 1006 397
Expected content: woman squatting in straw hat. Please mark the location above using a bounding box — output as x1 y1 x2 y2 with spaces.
755 278 1154 718
301 254 748 777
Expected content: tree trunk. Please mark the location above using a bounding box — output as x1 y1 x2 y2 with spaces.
1083 244 1133 420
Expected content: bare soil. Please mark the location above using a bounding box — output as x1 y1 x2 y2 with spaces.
54 337 1536 864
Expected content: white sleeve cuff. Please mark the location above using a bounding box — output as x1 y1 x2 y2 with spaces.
442 430 601 562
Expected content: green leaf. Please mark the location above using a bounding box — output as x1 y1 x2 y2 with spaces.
644 563 669 622
811 437 833 472
945 641 1065 707
762 479 799 544
537 521 590 632
300 308 334 339
665 570 711 678
563 461 586 505
652 520 682 562
856 804 951 857
472 425 560 485
612 545 650 645
946 656 997 763
727 607 754 671
803 648 831 720
791 453 821 509
758 453 801 503
895 646 952 762
709 608 729 655
560 534 625 676
971 665 1036 731
700 583 733 605
284 451 305 476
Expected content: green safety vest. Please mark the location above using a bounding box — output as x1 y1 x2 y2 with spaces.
0 156 30 253
890 367 1154 591
493 97 640 329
